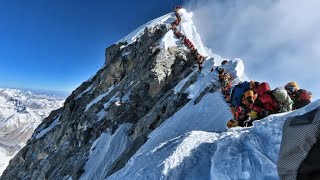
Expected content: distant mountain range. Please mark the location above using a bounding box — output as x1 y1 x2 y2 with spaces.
0 88 64 175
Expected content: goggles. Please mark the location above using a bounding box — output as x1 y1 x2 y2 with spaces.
285 85 296 93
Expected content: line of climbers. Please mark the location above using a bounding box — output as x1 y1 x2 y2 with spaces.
171 6 205 71
212 61 313 128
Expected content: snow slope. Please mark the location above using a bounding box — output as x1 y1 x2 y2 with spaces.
106 58 253 179
103 8 318 180
80 123 132 180
78 7 289 180
108 101 320 180
0 88 64 175
13 7 312 180
105 47 318 179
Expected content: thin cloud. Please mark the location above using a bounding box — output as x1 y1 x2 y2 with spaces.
184 0 320 100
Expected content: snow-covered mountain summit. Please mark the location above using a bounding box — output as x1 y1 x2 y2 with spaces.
1 8 318 180
0 88 64 175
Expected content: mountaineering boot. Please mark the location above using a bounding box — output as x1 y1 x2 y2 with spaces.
227 119 238 128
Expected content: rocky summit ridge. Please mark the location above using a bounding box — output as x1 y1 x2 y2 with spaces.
1 8 230 180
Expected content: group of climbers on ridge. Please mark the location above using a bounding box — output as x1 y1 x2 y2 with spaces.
170 6 312 126
171 6 205 71
212 61 313 128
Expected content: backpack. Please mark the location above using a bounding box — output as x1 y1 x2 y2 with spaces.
229 81 250 107
298 89 312 101
256 82 271 96
272 87 293 112
290 89 312 109
257 91 279 114
242 89 257 106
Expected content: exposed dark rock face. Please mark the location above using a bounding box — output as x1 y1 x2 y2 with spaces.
0 24 202 180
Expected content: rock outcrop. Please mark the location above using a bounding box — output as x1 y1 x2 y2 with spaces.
1 23 203 180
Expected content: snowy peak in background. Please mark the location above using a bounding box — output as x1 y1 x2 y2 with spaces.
0 88 64 175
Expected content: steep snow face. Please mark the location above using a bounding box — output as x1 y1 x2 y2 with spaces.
80 123 132 180
109 98 320 179
0 88 64 175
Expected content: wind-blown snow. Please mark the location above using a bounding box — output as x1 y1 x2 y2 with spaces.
80 123 132 180
160 9 208 57
178 9 208 57
0 88 64 175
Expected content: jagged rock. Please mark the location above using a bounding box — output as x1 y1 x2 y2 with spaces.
0 23 198 180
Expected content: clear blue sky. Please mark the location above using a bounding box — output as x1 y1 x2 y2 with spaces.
0 0 184 93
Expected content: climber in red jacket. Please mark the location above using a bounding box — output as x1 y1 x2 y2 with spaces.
251 82 279 119
183 38 194 50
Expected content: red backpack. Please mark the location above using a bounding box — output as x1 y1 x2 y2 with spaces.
256 82 271 96
298 89 312 101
